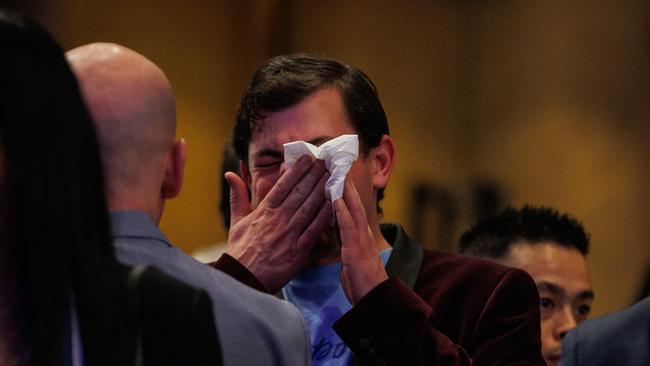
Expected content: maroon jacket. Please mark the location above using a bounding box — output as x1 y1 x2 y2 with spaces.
212 223 544 365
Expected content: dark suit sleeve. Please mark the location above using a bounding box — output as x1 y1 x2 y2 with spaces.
333 269 545 365
185 289 224 366
138 267 223 366
209 254 269 293
469 269 544 365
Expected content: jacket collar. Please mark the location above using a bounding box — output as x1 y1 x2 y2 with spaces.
110 210 172 248
381 223 424 289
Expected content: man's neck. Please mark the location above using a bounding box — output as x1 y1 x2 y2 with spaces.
304 222 390 267
107 191 163 225
305 229 341 267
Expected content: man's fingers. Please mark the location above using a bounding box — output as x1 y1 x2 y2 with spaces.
280 159 327 213
333 198 356 238
342 177 368 229
225 171 250 226
288 169 329 230
297 199 333 251
263 155 313 209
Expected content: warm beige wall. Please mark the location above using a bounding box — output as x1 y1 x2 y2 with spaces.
464 1 650 316
34 0 280 254
31 0 649 316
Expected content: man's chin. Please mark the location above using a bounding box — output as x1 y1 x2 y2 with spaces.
544 351 562 366
305 227 340 266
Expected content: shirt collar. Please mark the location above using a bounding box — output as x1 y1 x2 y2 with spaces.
109 210 172 248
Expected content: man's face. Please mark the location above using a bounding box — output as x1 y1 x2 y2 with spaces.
503 242 593 366
244 86 377 233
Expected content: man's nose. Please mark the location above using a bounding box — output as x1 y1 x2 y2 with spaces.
557 306 578 339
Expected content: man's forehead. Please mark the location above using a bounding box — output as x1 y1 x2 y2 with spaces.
503 241 588 277
503 241 593 297
506 241 583 262
248 87 354 150
250 136 339 164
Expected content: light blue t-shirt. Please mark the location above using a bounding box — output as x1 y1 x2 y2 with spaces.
282 248 393 366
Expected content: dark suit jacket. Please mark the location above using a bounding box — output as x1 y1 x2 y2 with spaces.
118 264 223 366
214 223 544 365
559 296 650 366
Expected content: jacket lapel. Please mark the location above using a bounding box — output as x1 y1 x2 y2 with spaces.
381 223 424 289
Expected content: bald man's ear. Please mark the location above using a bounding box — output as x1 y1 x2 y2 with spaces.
161 138 187 199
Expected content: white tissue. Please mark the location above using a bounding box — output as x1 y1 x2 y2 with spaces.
283 134 359 202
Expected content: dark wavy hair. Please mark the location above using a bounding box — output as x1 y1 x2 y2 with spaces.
458 205 590 259
0 11 124 366
233 53 390 212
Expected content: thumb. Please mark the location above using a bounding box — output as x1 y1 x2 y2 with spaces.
225 171 250 226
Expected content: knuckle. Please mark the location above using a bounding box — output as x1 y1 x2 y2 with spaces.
292 185 304 198
297 205 312 220
254 207 280 227
274 179 289 194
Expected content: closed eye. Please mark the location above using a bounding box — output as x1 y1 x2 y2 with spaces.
253 160 282 170
251 149 283 171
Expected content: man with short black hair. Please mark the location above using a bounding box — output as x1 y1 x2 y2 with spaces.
212 54 545 365
460 206 594 366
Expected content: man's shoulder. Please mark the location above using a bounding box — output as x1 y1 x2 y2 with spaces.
114 227 296 308
382 221 536 313
418 248 535 299
408 248 540 351
572 296 650 341
420 248 521 283
112 217 311 365
381 221 528 290
117 264 214 323
110 211 303 314
114 264 224 366
561 297 650 366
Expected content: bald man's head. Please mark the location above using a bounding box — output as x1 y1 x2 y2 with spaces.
67 43 184 220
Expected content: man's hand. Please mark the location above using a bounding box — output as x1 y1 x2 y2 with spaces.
334 177 388 305
226 156 332 292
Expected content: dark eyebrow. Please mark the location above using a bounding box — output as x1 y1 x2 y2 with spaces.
537 282 595 302
575 290 595 301
536 281 566 297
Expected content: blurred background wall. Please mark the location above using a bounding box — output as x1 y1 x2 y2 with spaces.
13 0 649 317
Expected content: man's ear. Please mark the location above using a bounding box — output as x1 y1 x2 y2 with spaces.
239 160 252 190
370 135 396 190
161 138 187 199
